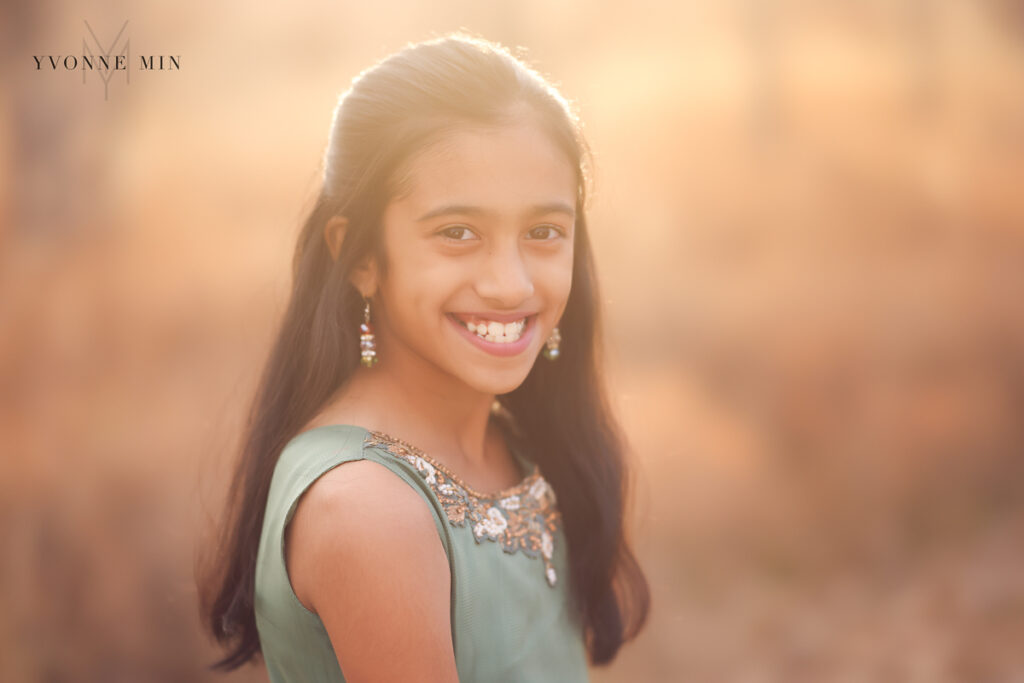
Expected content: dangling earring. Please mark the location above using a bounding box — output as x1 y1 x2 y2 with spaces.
542 326 561 361
359 296 378 368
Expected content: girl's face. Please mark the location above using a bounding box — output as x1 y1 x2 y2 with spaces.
371 116 577 396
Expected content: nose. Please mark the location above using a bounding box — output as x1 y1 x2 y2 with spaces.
475 240 534 306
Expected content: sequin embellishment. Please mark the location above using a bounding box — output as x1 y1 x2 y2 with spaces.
363 430 561 587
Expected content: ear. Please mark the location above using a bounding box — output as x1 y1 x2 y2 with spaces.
325 214 378 297
323 215 348 262
349 255 379 299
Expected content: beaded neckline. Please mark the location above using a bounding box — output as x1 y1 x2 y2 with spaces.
362 429 562 587
362 429 538 499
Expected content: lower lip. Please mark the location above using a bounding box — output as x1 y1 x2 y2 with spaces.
447 314 537 357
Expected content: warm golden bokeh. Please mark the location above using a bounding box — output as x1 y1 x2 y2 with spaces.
2 1 1023 681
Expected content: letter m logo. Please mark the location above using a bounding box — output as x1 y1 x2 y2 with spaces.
83 19 129 100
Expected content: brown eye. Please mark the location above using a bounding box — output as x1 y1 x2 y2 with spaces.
528 225 563 240
439 225 476 241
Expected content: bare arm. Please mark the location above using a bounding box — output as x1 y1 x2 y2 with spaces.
286 459 460 683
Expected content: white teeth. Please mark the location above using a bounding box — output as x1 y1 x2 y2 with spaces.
457 316 528 344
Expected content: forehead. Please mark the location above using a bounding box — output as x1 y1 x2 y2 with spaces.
389 120 577 219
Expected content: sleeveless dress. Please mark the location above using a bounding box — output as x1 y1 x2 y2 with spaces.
253 423 590 682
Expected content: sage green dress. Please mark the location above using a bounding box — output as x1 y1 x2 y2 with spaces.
253 423 590 682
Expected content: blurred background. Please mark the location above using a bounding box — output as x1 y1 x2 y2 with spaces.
2 0 1024 681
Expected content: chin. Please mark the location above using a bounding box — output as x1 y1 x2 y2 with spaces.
461 366 532 396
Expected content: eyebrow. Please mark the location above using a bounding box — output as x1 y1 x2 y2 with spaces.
415 201 576 223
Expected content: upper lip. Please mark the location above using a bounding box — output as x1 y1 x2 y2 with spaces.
449 311 537 323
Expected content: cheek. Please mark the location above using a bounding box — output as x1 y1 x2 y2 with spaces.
525 255 573 325
381 261 455 327
380 239 432 306
546 250 575 301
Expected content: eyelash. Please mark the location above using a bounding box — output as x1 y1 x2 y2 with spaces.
437 225 566 242
437 226 474 242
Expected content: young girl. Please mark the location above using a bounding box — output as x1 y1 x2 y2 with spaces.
199 33 649 682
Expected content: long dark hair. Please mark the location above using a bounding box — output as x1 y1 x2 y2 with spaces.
197 32 649 671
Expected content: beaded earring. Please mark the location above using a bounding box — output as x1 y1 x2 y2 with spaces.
542 326 561 361
359 297 378 367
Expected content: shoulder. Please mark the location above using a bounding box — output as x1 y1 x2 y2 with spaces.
286 458 458 680
285 455 450 611
271 424 451 595
276 424 369 477
291 457 439 541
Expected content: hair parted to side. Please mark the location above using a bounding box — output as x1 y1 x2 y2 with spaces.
196 31 649 672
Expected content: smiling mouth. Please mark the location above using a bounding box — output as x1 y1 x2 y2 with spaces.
448 313 533 344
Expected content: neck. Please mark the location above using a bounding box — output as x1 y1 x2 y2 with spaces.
331 348 501 470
